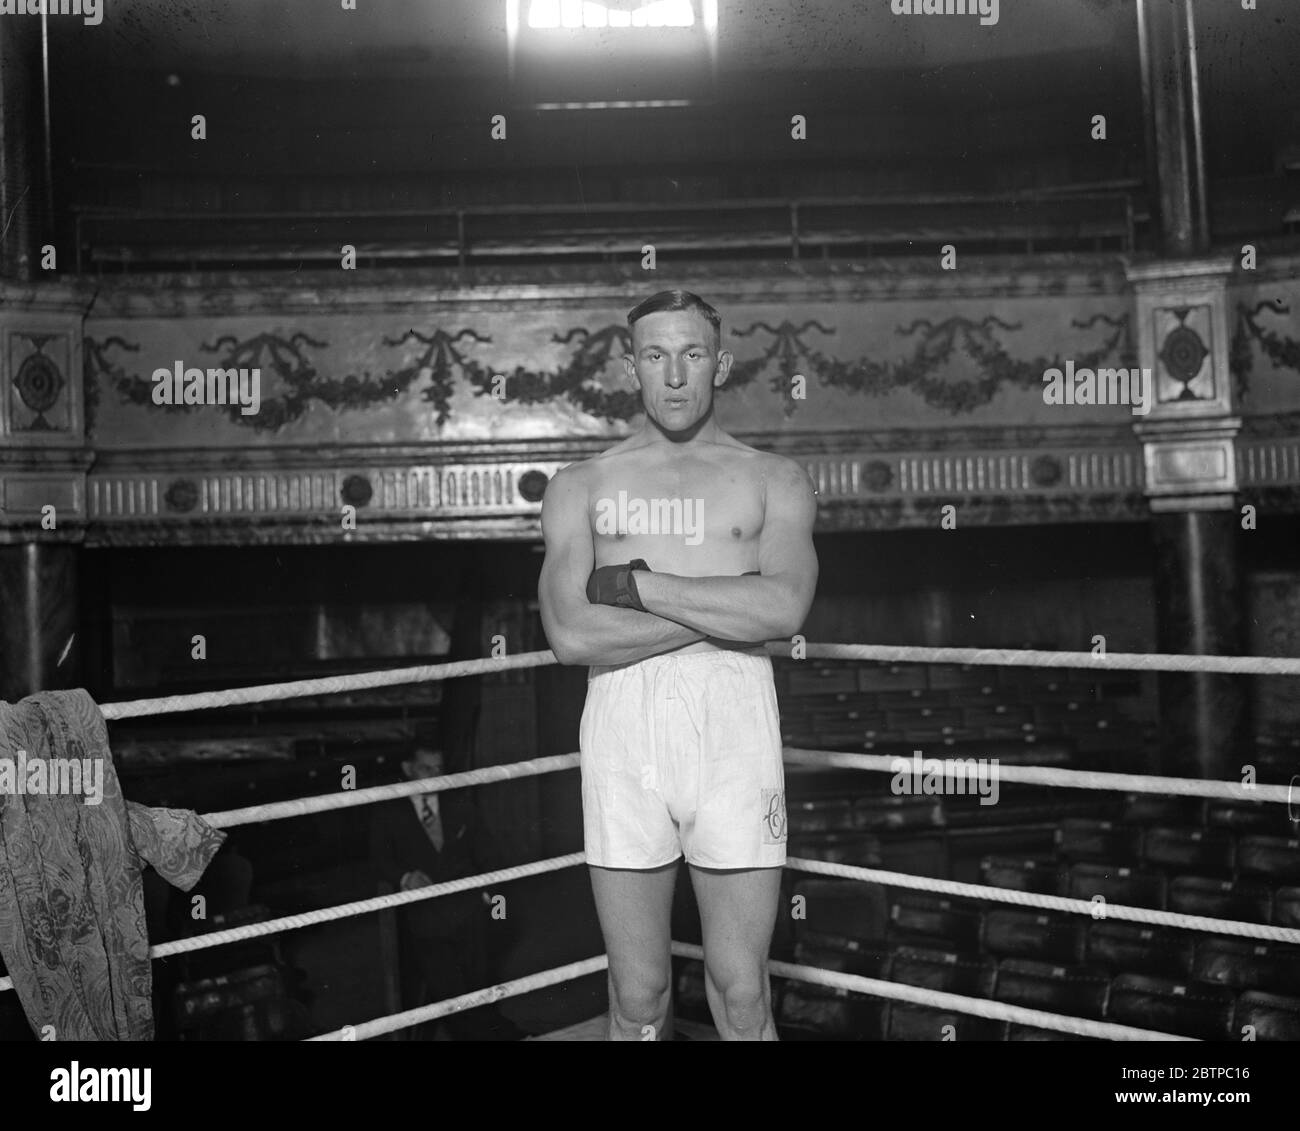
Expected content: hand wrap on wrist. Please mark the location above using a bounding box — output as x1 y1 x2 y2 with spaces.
586 559 651 611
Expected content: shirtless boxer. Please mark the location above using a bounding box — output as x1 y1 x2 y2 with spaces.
538 289 818 1041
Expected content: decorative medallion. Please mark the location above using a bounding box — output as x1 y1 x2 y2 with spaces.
1030 455 1063 487
341 474 373 507
1159 309 1210 400
863 460 894 492
14 353 63 429
164 479 199 513
518 469 549 503
10 334 69 432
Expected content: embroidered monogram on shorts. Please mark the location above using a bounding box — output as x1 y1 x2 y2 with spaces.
761 789 787 844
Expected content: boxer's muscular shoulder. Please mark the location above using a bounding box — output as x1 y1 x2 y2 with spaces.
758 451 818 514
543 462 591 510
554 447 632 490
713 446 792 490
776 451 816 481
580 444 641 500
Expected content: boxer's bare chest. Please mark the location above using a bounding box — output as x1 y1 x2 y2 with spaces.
585 447 766 577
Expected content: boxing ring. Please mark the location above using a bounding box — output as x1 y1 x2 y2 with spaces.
4 642 1298 1041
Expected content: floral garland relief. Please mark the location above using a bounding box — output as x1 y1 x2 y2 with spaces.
1231 298 1300 402
76 302 1300 436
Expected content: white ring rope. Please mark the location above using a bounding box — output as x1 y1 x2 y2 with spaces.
0 854 586 991
796 642 1300 677
5 645 1291 1027
1 840 1290 997
301 943 1197 1042
783 748 1294 803
196 748 1292 836
150 853 586 960
669 943 1197 1042
4 840 1286 998
784 857 1300 943
99 650 560 721
308 955 611 1041
200 754 580 830
93 640 1300 722
3 741 1293 995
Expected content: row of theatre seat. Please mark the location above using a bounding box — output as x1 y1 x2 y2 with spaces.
783 791 1300 907
774 661 1146 754
677 876 1300 1039
682 778 1300 1038
784 842 1300 924
747 670 1298 1038
1051 816 1299 879
984 845 1300 918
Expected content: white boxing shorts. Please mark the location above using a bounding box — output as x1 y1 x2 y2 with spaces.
579 649 787 870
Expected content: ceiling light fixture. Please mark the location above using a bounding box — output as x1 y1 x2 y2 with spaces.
526 0 696 30
532 98 694 110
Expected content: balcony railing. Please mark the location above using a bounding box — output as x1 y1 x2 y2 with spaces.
72 187 1148 274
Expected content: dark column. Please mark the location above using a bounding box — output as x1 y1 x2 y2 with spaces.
0 27 84 704
1150 512 1248 780
1130 0 1243 785
1136 0 1210 257
75 546 113 699
0 19 46 280
438 555 483 775
0 542 80 701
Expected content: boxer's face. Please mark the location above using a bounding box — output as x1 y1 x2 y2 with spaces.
625 310 733 433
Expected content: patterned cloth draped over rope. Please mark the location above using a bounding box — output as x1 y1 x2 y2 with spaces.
0 691 225 1039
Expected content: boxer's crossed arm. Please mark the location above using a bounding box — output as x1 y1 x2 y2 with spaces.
538 466 707 667
634 459 818 641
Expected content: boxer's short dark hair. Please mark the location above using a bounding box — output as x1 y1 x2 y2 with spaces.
627 290 722 349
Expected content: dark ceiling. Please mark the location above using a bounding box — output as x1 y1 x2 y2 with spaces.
48 0 1292 82
73 0 1138 75
39 0 1300 239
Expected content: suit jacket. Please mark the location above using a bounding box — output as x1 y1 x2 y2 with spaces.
369 791 481 942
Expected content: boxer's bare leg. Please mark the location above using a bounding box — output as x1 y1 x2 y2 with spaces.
690 865 782 1041
589 861 678 1040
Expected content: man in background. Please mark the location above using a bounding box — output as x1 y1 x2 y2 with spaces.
370 746 495 1039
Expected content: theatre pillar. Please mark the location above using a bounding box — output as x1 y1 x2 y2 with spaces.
1129 259 1247 782
0 22 92 702
1130 1 1249 781
0 543 81 701
0 17 45 280
0 274 91 700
